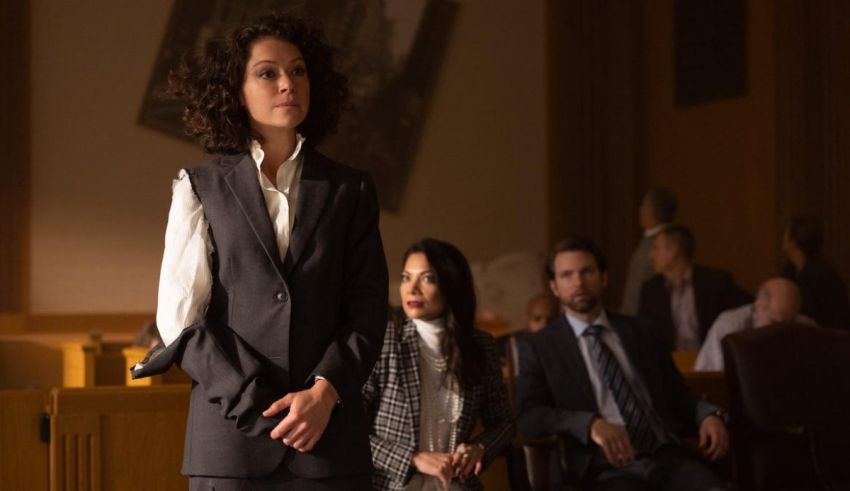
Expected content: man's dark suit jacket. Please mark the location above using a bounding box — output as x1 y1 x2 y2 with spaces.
132 146 388 483
782 256 850 330
514 314 718 480
638 265 752 350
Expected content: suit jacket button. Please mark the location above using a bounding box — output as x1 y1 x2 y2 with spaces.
275 291 288 302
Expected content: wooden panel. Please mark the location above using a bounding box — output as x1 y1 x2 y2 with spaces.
547 0 646 307
123 346 191 387
683 371 728 410
0 390 49 491
674 0 747 105
0 313 25 334
0 334 135 389
776 0 850 284
27 314 154 334
0 338 66 389
672 350 698 373
51 413 100 491
61 342 97 388
50 386 190 490
0 0 29 314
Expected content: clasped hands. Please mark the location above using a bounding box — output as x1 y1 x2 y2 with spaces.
262 378 339 452
411 443 485 490
589 415 729 467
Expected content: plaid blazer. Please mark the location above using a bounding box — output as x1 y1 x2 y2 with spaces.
363 318 515 491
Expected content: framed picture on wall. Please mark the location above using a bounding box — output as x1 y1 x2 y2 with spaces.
139 0 458 211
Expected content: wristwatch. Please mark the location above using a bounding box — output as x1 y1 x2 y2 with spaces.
709 409 729 423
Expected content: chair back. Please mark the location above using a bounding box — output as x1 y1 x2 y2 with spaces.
722 323 850 490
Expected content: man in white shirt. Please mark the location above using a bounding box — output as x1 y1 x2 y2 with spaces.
695 278 815 371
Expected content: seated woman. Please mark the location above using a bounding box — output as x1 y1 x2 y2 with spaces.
363 238 516 491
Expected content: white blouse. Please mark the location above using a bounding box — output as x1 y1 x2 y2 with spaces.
155 136 305 346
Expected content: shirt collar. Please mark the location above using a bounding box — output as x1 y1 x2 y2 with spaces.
249 133 306 169
566 309 612 338
665 266 693 290
644 223 668 238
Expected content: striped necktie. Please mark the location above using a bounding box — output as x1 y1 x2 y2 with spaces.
583 324 660 454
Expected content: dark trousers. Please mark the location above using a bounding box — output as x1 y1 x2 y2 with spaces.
188 463 372 491
584 446 726 491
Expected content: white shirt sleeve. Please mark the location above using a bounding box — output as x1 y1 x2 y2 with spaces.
694 324 722 371
156 169 213 346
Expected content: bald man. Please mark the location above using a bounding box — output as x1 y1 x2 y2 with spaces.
525 293 560 333
694 278 816 371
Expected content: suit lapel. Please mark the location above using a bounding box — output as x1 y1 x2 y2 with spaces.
223 155 286 281
554 316 596 406
284 147 331 275
691 266 709 335
609 316 653 392
399 320 422 446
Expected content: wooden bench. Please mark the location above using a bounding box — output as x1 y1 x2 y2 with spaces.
49 385 190 490
1 385 192 489
0 333 134 389
0 389 49 491
122 346 192 386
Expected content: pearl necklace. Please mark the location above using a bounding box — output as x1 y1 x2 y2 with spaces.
413 318 462 453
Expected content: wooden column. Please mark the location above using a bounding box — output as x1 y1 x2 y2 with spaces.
0 1 30 324
546 0 646 305
776 0 850 281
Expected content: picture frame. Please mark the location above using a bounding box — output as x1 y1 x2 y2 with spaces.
138 0 458 211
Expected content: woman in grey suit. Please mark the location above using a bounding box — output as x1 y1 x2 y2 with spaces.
363 239 515 491
133 12 388 490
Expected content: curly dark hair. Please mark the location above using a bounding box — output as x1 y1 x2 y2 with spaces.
168 12 348 154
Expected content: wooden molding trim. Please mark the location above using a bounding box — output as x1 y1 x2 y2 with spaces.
0 0 30 314
0 314 26 333
26 314 155 334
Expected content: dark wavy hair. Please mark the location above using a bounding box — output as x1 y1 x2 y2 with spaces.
788 215 824 256
402 238 485 389
168 12 348 154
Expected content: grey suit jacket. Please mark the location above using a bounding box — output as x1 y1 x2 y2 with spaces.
133 146 388 482
515 313 719 479
362 317 516 491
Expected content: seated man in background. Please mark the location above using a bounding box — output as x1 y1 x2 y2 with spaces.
517 238 729 491
621 188 677 316
694 277 815 371
781 215 850 329
639 225 752 351
525 293 560 333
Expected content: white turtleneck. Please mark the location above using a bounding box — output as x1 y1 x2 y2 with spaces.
412 317 446 353
407 317 462 491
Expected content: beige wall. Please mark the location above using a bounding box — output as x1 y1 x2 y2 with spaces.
29 0 548 314
644 0 777 292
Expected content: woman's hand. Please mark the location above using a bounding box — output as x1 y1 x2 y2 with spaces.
452 443 485 480
412 451 454 490
264 379 338 452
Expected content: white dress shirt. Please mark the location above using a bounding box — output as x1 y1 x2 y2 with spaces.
155 136 305 346
694 304 816 371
